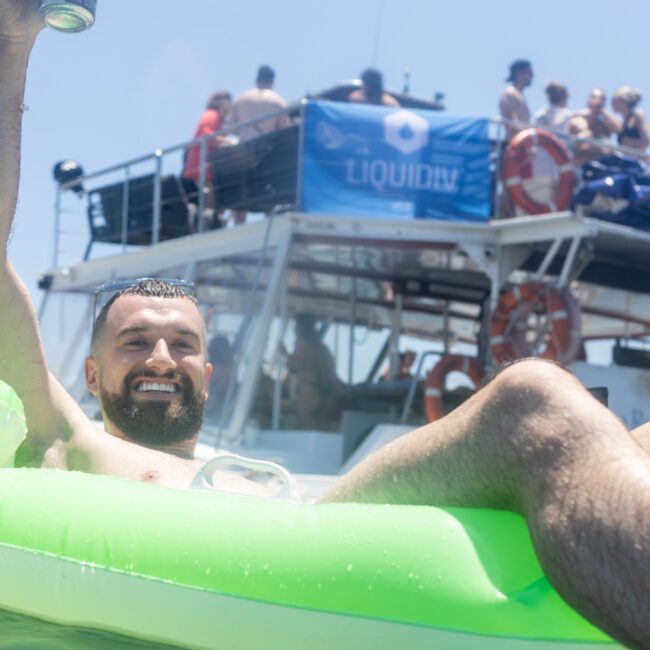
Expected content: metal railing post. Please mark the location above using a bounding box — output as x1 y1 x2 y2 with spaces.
120 166 130 253
52 185 62 269
400 350 439 423
348 248 357 386
197 138 207 232
295 99 307 209
493 120 504 220
152 149 163 244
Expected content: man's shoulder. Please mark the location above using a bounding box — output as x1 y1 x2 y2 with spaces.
232 87 259 104
259 88 288 107
501 85 522 101
348 89 364 103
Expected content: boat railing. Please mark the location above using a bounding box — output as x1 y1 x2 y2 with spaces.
50 104 650 270
52 102 301 268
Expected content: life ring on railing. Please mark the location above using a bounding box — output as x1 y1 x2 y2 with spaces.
490 282 581 364
503 128 575 214
424 355 483 422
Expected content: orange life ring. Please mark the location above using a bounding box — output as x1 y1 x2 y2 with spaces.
503 128 575 215
490 282 581 364
424 355 483 422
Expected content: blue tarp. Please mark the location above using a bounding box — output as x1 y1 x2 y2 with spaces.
299 101 491 221
575 153 650 229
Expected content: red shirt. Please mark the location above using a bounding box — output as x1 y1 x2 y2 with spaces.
182 108 222 183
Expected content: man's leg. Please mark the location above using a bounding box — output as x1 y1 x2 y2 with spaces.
323 359 650 649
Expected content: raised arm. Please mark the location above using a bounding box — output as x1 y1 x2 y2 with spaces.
0 3 101 464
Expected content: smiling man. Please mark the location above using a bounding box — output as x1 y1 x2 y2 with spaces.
86 282 210 458
2 3 650 648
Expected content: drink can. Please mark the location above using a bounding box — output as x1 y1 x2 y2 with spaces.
39 0 96 33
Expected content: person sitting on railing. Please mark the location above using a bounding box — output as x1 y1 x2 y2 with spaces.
225 65 291 225
348 68 400 108
612 86 650 152
182 90 232 229
499 59 533 141
534 81 573 133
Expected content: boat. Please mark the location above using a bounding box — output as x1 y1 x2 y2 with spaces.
8 91 650 645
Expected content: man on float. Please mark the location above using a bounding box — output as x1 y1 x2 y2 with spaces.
1 4 650 648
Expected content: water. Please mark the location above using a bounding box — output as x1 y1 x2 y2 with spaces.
0 609 183 649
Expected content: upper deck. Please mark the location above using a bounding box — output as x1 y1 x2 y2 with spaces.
39 99 650 465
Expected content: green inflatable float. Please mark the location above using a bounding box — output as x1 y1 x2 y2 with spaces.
0 381 620 649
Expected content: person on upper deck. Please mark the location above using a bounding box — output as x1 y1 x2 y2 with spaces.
499 59 533 141
181 90 232 227
534 81 573 133
225 65 291 225
575 88 620 143
348 68 400 108
226 65 291 143
611 86 650 152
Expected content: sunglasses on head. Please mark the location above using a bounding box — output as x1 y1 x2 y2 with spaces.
92 277 196 324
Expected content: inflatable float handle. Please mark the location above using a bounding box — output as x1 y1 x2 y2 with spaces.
190 452 302 501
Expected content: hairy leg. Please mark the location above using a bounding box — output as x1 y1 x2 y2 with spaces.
322 359 650 649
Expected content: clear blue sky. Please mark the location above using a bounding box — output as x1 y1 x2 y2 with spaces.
11 0 650 299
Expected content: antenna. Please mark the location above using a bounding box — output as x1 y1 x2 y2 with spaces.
371 0 385 66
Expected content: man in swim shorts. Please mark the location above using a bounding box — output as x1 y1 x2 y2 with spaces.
1 4 649 647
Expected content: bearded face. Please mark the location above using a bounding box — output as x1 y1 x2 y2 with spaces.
99 367 205 446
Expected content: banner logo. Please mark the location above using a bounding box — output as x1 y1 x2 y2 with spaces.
384 110 429 155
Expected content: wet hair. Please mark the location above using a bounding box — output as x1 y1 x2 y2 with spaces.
614 86 642 108
256 65 275 86
506 59 532 83
360 68 384 104
90 279 201 355
207 90 232 110
545 81 567 106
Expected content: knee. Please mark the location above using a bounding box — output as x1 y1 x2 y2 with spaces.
482 359 591 461
486 358 583 414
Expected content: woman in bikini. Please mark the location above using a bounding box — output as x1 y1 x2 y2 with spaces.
612 86 650 151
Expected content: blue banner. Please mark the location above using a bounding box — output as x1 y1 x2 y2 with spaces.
299 101 491 221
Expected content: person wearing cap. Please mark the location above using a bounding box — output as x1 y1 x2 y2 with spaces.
612 86 650 151
499 59 533 141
